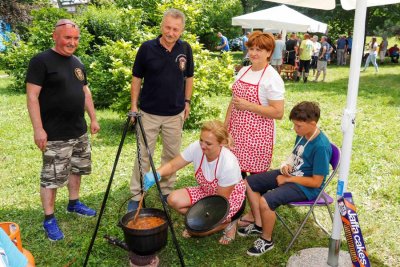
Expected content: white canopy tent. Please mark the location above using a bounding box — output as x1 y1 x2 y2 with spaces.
267 0 400 10
232 4 327 33
266 0 400 266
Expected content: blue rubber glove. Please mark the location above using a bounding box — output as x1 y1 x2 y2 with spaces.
143 171 161 191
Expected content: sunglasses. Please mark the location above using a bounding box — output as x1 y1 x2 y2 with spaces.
55 23 77 28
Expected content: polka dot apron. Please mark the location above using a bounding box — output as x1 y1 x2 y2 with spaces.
186 152 246 220
228 66 275 173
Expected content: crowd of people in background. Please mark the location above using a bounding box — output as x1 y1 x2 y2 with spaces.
229 30 398 78
235 31 397 82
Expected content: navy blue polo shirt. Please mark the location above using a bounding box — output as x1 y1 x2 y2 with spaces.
132 36 194 116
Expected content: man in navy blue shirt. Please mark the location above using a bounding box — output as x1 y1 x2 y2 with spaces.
129 8 194 211
336 35 347 65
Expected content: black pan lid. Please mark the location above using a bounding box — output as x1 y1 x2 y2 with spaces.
185 195 229 233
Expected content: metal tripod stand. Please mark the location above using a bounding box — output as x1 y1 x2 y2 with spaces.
83 112 185 266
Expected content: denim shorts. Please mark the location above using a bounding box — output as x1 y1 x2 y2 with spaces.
246 169 307 210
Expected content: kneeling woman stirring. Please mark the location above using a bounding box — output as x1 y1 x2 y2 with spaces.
143 120 246 245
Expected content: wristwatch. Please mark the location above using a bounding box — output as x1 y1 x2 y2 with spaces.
185 99 191 104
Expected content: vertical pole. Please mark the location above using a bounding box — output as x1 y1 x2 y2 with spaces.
327 0 368 266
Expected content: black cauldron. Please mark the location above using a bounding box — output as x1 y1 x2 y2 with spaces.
185 195 229 233
119 208 168 255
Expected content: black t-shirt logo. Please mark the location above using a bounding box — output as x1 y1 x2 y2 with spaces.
176 54 187 72
74 68 85 81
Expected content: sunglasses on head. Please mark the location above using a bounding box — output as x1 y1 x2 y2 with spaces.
55 23 77 28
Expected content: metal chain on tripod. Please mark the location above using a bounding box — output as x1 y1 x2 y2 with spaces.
134 121 145 192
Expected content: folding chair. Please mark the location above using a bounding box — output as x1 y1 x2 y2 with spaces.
276 143 341 253
0 222 36 266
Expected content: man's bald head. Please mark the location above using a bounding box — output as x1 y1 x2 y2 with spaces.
52 19 80 56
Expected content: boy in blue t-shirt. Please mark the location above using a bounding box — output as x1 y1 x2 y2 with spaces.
238 101 332 256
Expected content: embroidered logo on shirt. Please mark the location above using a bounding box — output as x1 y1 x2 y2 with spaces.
176 54 187 72
74 68 85 81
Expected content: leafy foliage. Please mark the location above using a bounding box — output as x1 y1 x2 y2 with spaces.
0 39 38 92
182 38 235 128
28 7 72 51
0 0 45 28
76 6 146 49
0 0 50 40
0 3 237 128
197 0 243 50
89 32 235 129
0 7 92 93
114 0 161 26
367 4 400 36
110 0 244 50
88 39 138 108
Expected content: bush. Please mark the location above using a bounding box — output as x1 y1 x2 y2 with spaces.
76 6 145 48
88 39 138 108
28 8 73 51
185 49 235 128
0 4 236 129
88 33 235 129
0 7 92 93
0 39 39 93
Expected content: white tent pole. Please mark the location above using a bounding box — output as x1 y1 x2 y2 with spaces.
282 29 287 41
327 0 368 266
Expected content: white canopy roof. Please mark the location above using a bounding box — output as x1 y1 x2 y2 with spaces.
266 0 400 10
231 4 327 33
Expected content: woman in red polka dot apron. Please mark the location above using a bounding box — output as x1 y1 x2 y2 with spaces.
229 66 275 173
225 31 285 227
145 121 246 245
186 152 246 221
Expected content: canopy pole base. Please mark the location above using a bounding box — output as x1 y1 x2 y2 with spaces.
286 247 351 267
327 238 341 266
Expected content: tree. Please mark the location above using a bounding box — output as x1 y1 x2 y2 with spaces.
113 0 244 50
368 4 400 37
0 0 49 40
0 0 32 27
236 3 400 41
0 4 236 129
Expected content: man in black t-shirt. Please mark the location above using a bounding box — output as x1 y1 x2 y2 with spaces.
26 19 100 241
285 33 298 66
128 8 194 211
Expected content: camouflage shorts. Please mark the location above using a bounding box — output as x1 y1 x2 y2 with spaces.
41 133 91 188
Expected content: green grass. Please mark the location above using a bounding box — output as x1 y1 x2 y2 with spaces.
1 63 399 266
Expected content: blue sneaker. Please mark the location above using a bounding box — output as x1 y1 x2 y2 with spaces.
67 201 96 217
43 218 64 241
